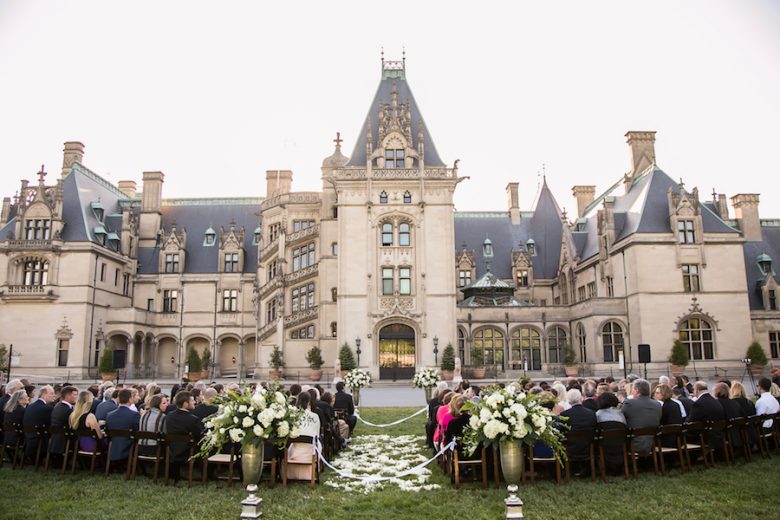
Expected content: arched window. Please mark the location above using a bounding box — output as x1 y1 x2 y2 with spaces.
511 327 541 370
379 191 388 204
548 327 567 364
576 323 587 363
457 328 466 362
678 317 714 360
403 191 412 204
474 328 504 367
23 258 48 286
399 222 411 246
381 223 393 246
602 322 624 363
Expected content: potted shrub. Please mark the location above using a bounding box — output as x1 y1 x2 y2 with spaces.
186 346 203 380
441 343 456 381
668 339 689 377
563 342 578 377
470 344 486 379
746 341 768 376
200 347 212 379
338 343 356 377
99 347 114 381
269 345 284 379
306 345 324 381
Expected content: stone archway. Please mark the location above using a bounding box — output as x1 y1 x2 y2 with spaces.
378 323 416 380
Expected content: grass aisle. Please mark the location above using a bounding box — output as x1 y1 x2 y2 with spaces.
0 407 775 520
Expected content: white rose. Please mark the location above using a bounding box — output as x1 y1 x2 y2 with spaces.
238 405 248 413
219 428 226 434
251 393 266 409
275 392 286 405
479 409 493 423
469 416 479 429
242 416 255 428
277 421 290 437
229 428 245 443
253 425 264 437
259 408 275 427
233 417 239 424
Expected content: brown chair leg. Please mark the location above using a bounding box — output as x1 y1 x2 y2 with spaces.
202 460 209 483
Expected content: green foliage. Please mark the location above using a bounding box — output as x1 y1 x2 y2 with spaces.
0 344 8 372
469 343 484 366
563 342 577 366
98 347 113 373
269 345 285 369
668 339 689 366
186 346 203 372
200 347 211 370
746 341 768 366
441 343 456 372
339 343 356 372
306 345 324 369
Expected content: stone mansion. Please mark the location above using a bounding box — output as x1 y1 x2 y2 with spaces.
1 58 779 381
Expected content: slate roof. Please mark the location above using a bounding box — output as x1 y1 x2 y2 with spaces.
742 226 780 310
347 69 445 167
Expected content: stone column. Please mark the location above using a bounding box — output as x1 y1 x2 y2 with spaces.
238 340 246 382
139 337 147 378
151 339 159 379
126 337 136 378
213 340 222 377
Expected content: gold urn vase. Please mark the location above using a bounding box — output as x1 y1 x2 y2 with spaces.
351 387 361 407
423 386 433 403
241 442 265 487
499 439 524 486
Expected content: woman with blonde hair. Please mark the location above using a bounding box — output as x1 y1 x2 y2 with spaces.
729 381 756 418
551 382 569 414
70 390 103 452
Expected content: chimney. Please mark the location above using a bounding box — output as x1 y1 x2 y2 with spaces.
141 172 164 212
266 170 293 197
572 185 596 217
625 131 656 179
731 193 762 241
117 180 137 199
506 182 520 225
61 141 85 177
0 197 10 227
716 194 729 220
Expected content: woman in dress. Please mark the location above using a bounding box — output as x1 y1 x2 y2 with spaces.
137 394 168 457
285 391 321 481
2 390 29 447
70 390 104 453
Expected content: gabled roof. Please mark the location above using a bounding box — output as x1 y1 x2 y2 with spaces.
529 180 564 279
743 226 780 310
347 64 444 167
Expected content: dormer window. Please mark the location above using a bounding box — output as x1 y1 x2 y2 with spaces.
204 227 216 246
526 239 536 256
403 191 412 204
107 232 121 252
677 220 696 244
379 191 388 204
90 201 105 222
253 227 261 245
24 219 51 240
385 148 405 168
758 254 773 276
93 226 107 246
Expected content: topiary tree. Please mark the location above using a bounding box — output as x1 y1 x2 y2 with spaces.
306 345 324 369
441 343 456 372
99 347 114 373
563 342 577 366
186 346 202 373
339 343 356 372
470 343 484 367
269 345 285 370
668 339 689 366
200 347 211 372
746 341 768 366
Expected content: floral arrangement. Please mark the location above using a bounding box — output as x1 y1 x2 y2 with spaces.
196 382 305 458
461 384 566 460
343 368 371 389
412 367 441 388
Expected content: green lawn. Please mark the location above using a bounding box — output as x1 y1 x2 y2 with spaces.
0 407 775 520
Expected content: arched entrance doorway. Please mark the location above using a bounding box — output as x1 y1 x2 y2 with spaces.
379 323 415 380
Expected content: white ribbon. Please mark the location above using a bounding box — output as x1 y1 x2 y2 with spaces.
314 439 455 482
354 406 428 428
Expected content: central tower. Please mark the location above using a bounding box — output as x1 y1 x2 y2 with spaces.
327 55 460 379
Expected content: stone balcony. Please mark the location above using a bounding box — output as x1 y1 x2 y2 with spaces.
258 320 278 341
257 275 283 299
283 263 318 286
1 284 58 300
334 167 455 180
259 237 279 262
283 306 318 329
286 224 319 247
6 239 53 250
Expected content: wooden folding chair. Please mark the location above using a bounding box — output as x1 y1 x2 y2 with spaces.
564 430 596 482
451 441 488 489
706 420 732 464
131 431 166 481
0 423 23 469
682 422 712 468
761 413 780 453
260 444 279 489
527 444 560 484
728 417 751 462
203 444 238 487
44 425 72 473
656 424 686 473
104 429 136 478
595 427 630 481
20 425 48 470
71 429 104 475
282 435 318 489
164 433 198 487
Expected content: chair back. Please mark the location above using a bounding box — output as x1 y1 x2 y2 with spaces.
287 435 316 447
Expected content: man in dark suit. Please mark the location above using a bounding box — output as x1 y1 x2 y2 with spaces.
22 385 56 460
686 381 724 449
95 388 118 421
581 381 599 412
48 386 78 460
559 389 597 461
672 387 693 417
165 391 205 480
621 378 662 456
333 382 357 434
192 388 219 421
105 388 141 463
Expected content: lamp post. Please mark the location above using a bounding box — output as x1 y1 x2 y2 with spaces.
355 337 362 367
433 336 439 365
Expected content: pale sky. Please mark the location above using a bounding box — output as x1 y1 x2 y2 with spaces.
1 1 779 217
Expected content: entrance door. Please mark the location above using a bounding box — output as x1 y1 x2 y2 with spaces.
379 324 415 380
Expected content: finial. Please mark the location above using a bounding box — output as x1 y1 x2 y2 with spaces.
37 164 47 185
711 188 717 202
333 132 343 150
381 47 384 65
679 177 685 189
229 217 236 229
562 207 568 221
402 45 406 65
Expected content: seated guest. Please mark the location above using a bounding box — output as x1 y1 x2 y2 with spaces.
426 384 449 449
713 382 743 449
443 394 473 449
70 391 104 452
144 384 161 410
433 392 456 447
755 378 780 430
551 383 570 414
289 384 302 399
582 381 598 411
95 389 119 421
686 381 725 449
49 385 78 459
128 388 141 413
0 380 24 428
654 383 682 448
320 392 345 448
559 389 597 461
285 392 321 481
729 382 756 418
24 385 36 400
437 395 465 450
333 382 357 434
138 394 168 457
192 389 219 421
621 378 662 456
23 385 55 460
91 383 112 414
531 393 557 459
672 387 693 417
105 389 141 464
2 390 29 447
165 391 204 477
595 392 625 427
307 388 329 434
